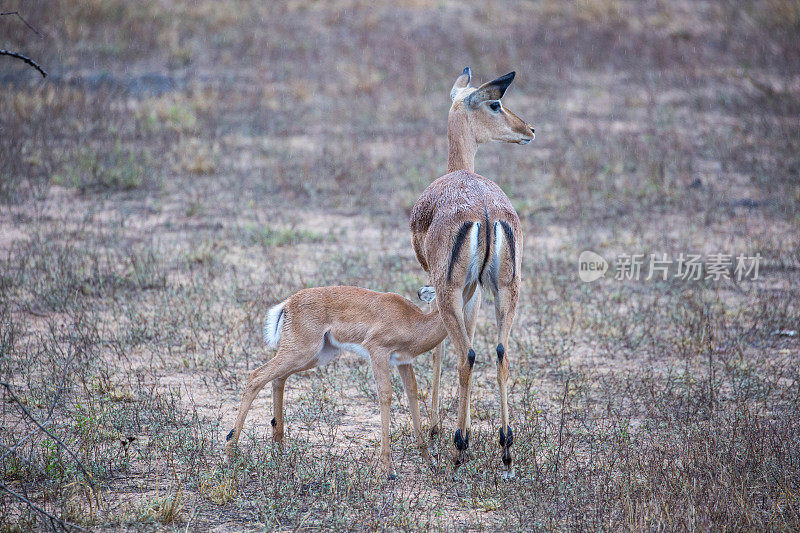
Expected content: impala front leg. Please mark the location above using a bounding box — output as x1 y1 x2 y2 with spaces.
397 363 430 463
370 351 396 479
429 342 445 438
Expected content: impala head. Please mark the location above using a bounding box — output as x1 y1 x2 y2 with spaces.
449 67 535 145
417 285 437 303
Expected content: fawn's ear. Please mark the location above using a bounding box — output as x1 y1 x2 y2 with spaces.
466 71 515 108
450 66 472 101
417 285 437 303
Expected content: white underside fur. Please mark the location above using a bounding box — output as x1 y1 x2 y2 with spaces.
311 332 410 367
312 331 371 366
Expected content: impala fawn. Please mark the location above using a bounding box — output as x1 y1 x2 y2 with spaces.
225 285 443 478
410 68 534 478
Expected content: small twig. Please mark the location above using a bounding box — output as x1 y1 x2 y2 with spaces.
0 11 40 34
0 49 47 77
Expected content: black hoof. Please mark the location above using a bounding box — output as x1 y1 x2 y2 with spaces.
388 473 397 481
502 447 513 467
499 426 514 448
453 428 469 451
225 428 234 442
270 417 277 427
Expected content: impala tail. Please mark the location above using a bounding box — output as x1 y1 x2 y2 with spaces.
263 300 287 349
485 220 516 293
447 220 482 286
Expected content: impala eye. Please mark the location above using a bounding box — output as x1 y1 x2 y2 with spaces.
489 101 501 112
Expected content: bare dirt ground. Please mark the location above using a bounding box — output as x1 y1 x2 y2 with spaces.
1 0 799 530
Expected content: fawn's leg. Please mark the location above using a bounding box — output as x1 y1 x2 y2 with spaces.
226 347 309 457
271 378 286 442
369 349 396 478
269 349 329 444
397 363 429 461
429 342 445 438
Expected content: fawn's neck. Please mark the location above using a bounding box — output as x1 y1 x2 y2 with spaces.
414 304 448 354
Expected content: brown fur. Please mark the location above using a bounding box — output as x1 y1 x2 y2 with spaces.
225 286 446 476
410 69 533 475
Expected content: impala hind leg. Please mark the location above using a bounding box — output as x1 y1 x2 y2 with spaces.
269 353 324 443
493 282 519 479
428 285 479 446
420 283 444 440
225 347 308 457
462 283 482 430
436 287 475 472
271 378 286 442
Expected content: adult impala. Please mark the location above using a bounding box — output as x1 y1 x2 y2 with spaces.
410 68 534 477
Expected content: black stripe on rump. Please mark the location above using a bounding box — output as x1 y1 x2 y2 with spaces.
498 220 516 279
447 221 475 282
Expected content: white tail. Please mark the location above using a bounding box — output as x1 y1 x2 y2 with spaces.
263 301 286 349
465 221 482 286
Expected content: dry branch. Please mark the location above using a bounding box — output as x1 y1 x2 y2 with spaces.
0 49 47 78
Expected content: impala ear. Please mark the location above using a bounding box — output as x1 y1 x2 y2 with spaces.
450 66 472 101
466 71 515 108
417 285 437 303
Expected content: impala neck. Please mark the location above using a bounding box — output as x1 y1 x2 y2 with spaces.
447 109 477 173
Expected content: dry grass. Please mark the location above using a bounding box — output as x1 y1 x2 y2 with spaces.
1 0 799 530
